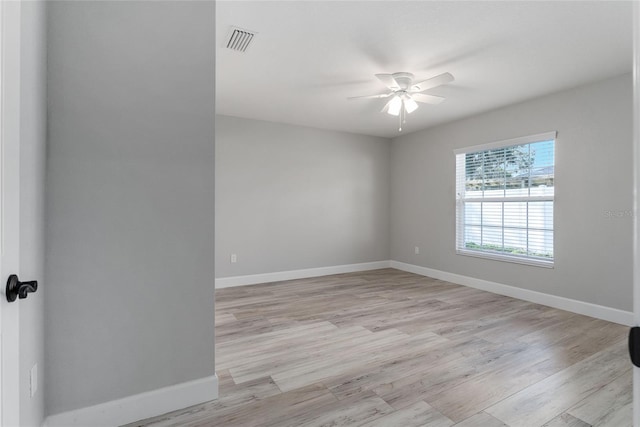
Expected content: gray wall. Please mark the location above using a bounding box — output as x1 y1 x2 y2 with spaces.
20 2 47 425
45 1 215 415
390 74 633 311
216 116 390 278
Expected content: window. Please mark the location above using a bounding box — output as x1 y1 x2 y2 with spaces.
455 132 556 267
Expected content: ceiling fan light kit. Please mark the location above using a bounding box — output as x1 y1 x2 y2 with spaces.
387 96 403 116
349 71 454 132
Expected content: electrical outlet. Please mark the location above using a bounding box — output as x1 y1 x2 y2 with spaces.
230 253 237 263
30 363 38 397
415 246 420 255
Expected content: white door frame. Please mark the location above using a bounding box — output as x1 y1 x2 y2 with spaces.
0 1 22 426
634 2 640 426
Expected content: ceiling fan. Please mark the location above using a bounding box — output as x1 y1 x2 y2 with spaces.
348 72 454 132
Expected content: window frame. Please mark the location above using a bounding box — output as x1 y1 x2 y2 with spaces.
454 131 557 268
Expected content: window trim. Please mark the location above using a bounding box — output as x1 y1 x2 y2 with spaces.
453 131 557 156
455 247 555 268
455 131 557 268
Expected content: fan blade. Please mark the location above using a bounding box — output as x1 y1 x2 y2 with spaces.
375 73 400 90
412 72 454 92
412 93 445 105
347 93 392 100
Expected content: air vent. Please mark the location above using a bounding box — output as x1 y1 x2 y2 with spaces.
225 27 257 53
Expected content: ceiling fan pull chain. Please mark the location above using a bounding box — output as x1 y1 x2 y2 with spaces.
402 100 407 124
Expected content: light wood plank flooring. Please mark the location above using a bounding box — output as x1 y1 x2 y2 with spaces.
128 269 631 427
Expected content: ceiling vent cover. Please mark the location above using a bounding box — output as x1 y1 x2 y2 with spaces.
225 27 257 53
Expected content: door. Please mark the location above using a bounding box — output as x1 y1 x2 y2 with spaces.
0 2 22 426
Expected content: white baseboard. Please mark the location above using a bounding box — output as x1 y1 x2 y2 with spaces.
390 261 634 326
43 374 218 427
215 261 392 288
216 260 633 325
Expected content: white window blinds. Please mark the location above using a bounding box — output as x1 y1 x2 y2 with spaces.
455 132 556 267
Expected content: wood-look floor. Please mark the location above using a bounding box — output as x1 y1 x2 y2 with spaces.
128 269 631 427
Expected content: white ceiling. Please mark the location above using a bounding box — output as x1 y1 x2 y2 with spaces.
216 1 632 139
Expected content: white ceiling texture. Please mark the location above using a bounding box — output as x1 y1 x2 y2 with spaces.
216 1 632 138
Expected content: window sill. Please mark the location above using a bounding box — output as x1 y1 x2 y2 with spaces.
456 249 554 269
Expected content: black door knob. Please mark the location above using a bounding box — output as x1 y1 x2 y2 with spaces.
6 274 38 302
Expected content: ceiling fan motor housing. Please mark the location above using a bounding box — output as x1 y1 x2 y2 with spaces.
391 72 414 90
